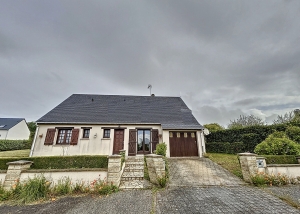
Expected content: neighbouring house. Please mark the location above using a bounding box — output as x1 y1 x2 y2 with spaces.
30 94 206 157
0 118 30 140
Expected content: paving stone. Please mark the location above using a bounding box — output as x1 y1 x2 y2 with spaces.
156 186 300 214
168 157 244 187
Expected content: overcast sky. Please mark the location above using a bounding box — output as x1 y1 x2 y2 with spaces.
1 0 300 127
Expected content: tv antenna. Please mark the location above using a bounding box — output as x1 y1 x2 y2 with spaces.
147 84 152 95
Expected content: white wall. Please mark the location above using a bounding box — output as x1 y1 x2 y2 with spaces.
0 130 8 140
0 172 6 185
32 124 163 157
266 165 300 178
6 120 30 140
20 170 107 186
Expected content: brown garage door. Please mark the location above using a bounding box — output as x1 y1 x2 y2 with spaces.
169 132 198 157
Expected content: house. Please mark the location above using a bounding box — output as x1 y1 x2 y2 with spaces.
0 118 30 140
30 94 206 157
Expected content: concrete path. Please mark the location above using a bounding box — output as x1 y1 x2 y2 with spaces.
168 157 244 186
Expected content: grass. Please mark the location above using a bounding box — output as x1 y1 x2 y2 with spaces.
0 149 30 158
206 153 243 179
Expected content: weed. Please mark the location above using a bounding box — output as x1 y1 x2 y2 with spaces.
251 172 294 186
91 178 118 195
157 175 167 188
73 181 89 194
53 177 72 196
17 175 51 203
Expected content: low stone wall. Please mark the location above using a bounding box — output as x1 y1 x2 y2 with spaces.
0 160 108 190
21 169 107 186
107 155 124 187
266 164 300 177
239 153 300 183
145 154 165 185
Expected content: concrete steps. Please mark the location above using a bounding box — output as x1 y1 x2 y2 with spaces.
119 156 150 189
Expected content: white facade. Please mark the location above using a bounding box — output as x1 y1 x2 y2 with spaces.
31 124 205 158
0 120 30 140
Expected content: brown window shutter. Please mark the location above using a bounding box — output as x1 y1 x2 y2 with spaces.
128 129 137 156
70 129 79 145
44 128 56 145
151 129 159 152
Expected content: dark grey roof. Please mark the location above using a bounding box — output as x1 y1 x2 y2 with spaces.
37 94 203 130
0 118 24 130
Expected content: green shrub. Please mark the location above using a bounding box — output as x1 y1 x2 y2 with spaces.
285 126 300 144
0 140 32 151
254 132 300 155
155 143 167 157
53 177 72 196
0 155 108 170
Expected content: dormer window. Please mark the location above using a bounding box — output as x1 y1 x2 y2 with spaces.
0 125 6 128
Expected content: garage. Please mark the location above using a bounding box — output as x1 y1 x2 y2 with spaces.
169 131 198 157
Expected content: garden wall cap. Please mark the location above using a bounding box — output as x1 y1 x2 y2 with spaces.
145 154 163 158
108 155 122 158
256 156 266 159
6 160 34 165
238 152 257 156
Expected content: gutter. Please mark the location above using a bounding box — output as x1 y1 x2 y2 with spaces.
29 125 39 157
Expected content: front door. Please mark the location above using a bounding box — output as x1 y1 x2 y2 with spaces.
137 130 151 154
113 129 124 154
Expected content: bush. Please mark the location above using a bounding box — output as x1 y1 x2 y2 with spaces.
0 140 32 151
254 131 300 155
285 126 300 144
0 155 108 170
205 142 245 154
155 143 167 156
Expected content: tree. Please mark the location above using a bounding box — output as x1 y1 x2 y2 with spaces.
228 115 265 129
273 109 300 124
27 122 37 141
203 123 224 132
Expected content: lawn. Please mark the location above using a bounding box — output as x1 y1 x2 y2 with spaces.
207 153 243 179
0 149 30 158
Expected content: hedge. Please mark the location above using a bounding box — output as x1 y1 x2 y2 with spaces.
205 142 245 154
263 155 298 164
205 123 300 153
0 140 32 152
0 155 108 170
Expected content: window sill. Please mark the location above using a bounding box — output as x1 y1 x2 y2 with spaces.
101 138 111 140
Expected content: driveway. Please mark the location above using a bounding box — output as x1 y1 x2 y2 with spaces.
156 157 300 214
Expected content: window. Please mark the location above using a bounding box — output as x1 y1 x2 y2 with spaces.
169 132 173 138
191 133 195 138
177 132 180 138
83 129 90 138
184 132 187 138
57 129 72 144
103 129 110 138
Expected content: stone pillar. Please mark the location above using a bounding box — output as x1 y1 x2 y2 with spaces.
238 153 258 183
296 156 300 164
3 160 33 190
145 154 165 185
107 155 122 186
